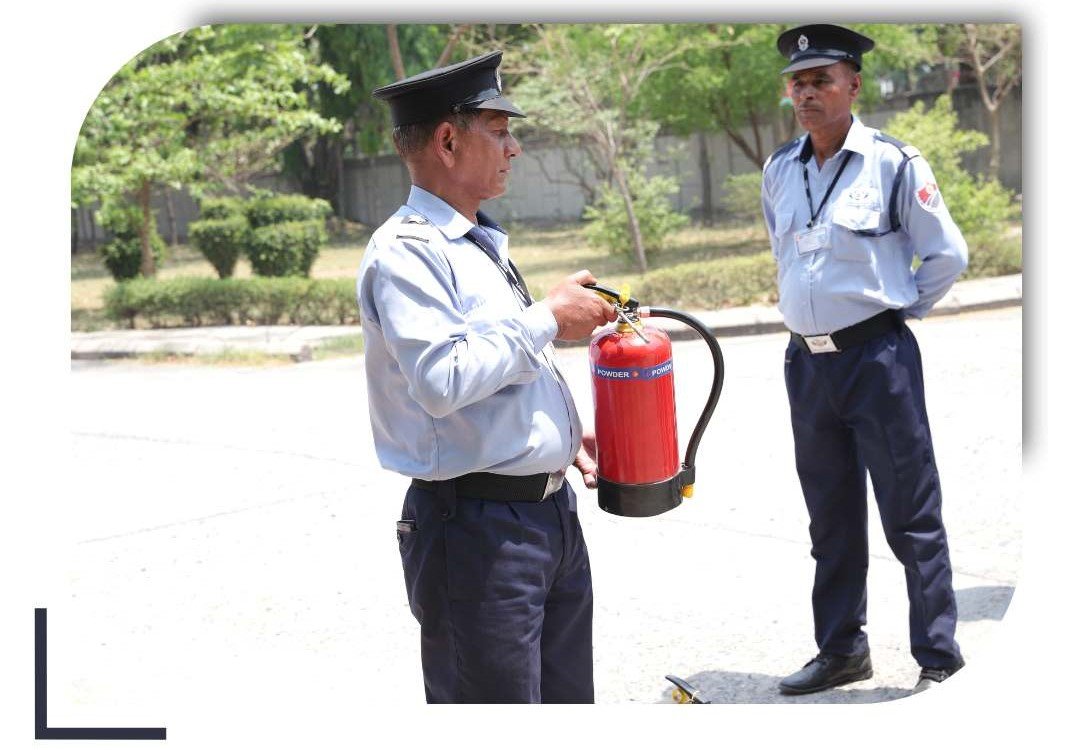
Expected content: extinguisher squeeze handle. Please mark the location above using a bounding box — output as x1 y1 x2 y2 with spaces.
582 283 640 312
646 308 725 488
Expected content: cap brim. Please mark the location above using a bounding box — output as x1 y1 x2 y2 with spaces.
468 95 526 118
782 56 853 74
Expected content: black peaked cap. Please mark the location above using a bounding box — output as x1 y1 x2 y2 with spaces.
777 24 875 74
371 50 525 127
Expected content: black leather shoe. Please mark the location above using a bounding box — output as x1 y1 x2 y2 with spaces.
913 657 965 693
779 652 873 695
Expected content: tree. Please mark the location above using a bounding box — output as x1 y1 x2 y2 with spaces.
643 24 936 223
73 25 346 277
510 24 695 272
281 24 476 213
959 24 1021 180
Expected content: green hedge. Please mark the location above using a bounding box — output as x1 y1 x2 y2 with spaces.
189 216 250 278
104 277 360 328
97 203 166 281
245 220 327 277
199 196 246 221
244 195 333 228
634 251 779 309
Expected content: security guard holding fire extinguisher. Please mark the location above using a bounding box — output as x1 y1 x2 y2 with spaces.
761 24 968 694
357 51 615 703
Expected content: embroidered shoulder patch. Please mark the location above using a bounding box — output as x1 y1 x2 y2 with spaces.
915 180 942 212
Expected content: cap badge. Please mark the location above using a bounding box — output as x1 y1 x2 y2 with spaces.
495 69 502 93
798 34 809 52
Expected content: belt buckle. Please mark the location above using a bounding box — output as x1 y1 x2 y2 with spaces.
804 334 839 354
542 470 566 500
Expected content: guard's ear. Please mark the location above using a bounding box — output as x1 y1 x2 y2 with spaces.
850 71 862 97
433 120 456 167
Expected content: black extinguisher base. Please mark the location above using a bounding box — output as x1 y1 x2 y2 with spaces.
597 475 683 518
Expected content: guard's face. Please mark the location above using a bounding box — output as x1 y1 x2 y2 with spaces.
789 62 860 133
452 111 521 200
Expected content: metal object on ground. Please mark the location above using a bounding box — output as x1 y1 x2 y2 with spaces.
665 674 710 704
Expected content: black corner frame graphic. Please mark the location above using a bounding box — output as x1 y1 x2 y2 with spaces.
35 608 166 741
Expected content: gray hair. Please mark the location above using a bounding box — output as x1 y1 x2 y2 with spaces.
393 111 484 159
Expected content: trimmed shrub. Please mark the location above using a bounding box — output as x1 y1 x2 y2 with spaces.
97 203 166 281
246 220 327 277
964 230 1023 279
244 194 333 228
189 216 250 278
719 172 765 222
104 277 359 328
199 196 246 220
633 252 778 309
583 171 689 259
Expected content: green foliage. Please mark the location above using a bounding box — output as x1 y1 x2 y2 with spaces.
189 216 250 278
244 194 333 228
963 231 1022 279
198 196 246 220
245 220 328 277
633 252 778 309
104 277 359 328
72 25 347 212
719 172 765 222
885 95 1018 255
583 172 688 257
97 203 166 281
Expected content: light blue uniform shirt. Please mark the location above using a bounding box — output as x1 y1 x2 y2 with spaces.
356 186 581 481
761 116 968 335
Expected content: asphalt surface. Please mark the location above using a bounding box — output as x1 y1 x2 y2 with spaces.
41 305 1021 738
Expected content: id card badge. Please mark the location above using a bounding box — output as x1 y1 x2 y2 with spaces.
795 224 830 256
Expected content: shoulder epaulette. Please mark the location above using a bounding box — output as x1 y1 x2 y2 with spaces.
394 213 432 243
850 131 925 237
763 136 803 172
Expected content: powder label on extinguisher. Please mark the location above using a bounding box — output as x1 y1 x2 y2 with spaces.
592 359 673 381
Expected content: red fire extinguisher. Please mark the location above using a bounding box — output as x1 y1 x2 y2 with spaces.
585 284 725 518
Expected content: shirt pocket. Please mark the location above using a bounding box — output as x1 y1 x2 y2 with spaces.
771 210 796 265
830 204 883 263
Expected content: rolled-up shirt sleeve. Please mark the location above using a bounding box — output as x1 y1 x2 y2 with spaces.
360 237 555 419
900 157 969 319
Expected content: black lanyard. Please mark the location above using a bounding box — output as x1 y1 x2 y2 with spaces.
464 227 533 308
802 151 853 229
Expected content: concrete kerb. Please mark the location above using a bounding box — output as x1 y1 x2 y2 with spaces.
69 274 1021 359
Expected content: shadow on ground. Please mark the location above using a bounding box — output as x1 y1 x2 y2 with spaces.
655 671 912 704
655 585 1014 704
956 584 1014 621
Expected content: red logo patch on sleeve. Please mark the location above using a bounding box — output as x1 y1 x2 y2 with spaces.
915 180 942 212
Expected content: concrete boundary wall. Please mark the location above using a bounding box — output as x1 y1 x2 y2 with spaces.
72 87 1020 247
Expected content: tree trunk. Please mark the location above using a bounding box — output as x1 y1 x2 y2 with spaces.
71 207 78 255
387 25 406 80
138 180 155 277
164 190 178 246
697 132 714 226
612 162 647 273
988 105 1001 181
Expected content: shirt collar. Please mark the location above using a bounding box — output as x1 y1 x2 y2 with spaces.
791 115 873 162
405 185 483 241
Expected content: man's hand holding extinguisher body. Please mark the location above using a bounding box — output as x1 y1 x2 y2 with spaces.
544 269 612 491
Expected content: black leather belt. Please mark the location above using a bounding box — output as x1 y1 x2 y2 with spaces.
411 471 565 503
790 309 902 354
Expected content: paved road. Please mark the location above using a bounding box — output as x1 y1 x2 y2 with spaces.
45 307 1020 731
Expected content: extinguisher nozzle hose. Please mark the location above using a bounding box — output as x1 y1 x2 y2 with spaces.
649 309 725 481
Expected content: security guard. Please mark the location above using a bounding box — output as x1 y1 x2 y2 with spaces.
761 25 968 695
357 51 616 703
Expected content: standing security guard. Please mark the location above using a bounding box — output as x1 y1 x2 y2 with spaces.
357 51 616 703
761 25 968 695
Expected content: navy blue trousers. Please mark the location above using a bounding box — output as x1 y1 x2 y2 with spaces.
784 323 962 669
396 482 594 703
